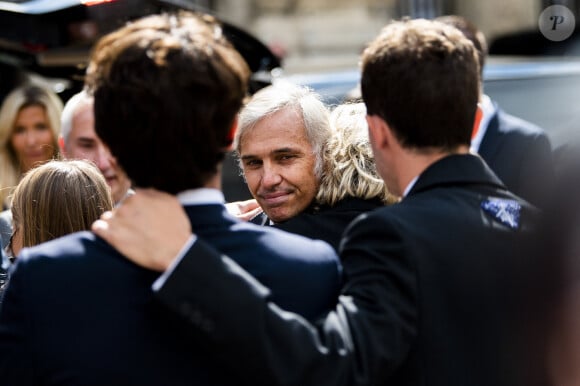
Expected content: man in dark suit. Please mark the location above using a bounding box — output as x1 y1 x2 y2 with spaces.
437 15 554 208
93 19 544 386
0 12 341 385
476 100 553 207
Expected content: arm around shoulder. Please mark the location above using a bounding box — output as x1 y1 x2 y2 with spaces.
155 212 418 386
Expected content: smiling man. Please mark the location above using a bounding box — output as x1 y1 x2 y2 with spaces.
234 83 331 224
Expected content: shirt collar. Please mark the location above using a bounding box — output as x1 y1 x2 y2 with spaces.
176 188 225 206
402 176 419 198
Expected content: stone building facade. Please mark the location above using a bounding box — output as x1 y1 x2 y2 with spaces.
210 0 570 73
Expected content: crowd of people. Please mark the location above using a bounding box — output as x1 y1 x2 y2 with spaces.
0 9 576 386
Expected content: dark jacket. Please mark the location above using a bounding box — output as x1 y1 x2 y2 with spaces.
253 197 385 251
0 204 341 385
153 154 543 386
479 105 554 207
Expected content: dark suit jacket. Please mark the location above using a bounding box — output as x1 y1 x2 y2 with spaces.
251 197 385 251
154 154 543 386
0 204 341 385
478 105 554 207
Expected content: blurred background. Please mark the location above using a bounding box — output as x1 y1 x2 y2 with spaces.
212 0 580 73
0 0 579 200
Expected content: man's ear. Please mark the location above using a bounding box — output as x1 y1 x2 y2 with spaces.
366 114 391 149
223 116 238 151
471 104 483 140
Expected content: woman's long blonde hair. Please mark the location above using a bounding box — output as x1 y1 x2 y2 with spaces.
0 84 63 207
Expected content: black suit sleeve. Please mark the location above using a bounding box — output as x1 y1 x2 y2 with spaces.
0 259 39 385
155 213 417 386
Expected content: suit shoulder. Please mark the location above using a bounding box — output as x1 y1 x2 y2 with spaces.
17 231 116 264
234 220 337 258
265 224 337 255
496 109 549 138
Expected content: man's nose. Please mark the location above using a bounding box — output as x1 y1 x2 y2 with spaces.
95 146 112 171
261 163 282 188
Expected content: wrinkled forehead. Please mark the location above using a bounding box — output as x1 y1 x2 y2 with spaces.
239 108 310 154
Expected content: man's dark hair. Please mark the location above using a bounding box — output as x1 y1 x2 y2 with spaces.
360 18 480 151
436 15 488 78
85 12 250 193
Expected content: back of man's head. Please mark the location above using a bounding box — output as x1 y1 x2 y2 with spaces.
85 12 250 193
435 15 488 78
361 18 480 151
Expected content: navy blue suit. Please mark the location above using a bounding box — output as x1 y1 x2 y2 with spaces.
0 203 341 385
478 106 554 207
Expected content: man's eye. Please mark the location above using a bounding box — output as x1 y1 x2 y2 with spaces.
244 160 261 167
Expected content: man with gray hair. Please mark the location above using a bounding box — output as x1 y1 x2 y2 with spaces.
59 90 132 205
230 82 387 250
231 82 331 224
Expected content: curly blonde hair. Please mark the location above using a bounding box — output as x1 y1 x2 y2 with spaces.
315 103 397 206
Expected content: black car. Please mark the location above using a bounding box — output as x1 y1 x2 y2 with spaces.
0 0 282 101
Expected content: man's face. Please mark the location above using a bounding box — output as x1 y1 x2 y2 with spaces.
63 103 131 204
239 107 319 223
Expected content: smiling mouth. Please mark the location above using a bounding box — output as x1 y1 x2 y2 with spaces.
260 192 290 207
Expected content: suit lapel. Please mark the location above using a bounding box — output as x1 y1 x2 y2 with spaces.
249 211 270 226
478 107 503 164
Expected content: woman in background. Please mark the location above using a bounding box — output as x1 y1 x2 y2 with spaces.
0 84 63 208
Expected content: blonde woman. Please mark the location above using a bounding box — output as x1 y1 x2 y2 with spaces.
0 84 63 208
316 102 396 207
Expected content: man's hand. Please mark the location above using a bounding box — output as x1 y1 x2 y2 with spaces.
225 198 263 221
92 188 192 272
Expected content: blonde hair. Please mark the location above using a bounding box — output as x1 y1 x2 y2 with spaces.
0 85 63 207
11 159 113 248
315 103 397 206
